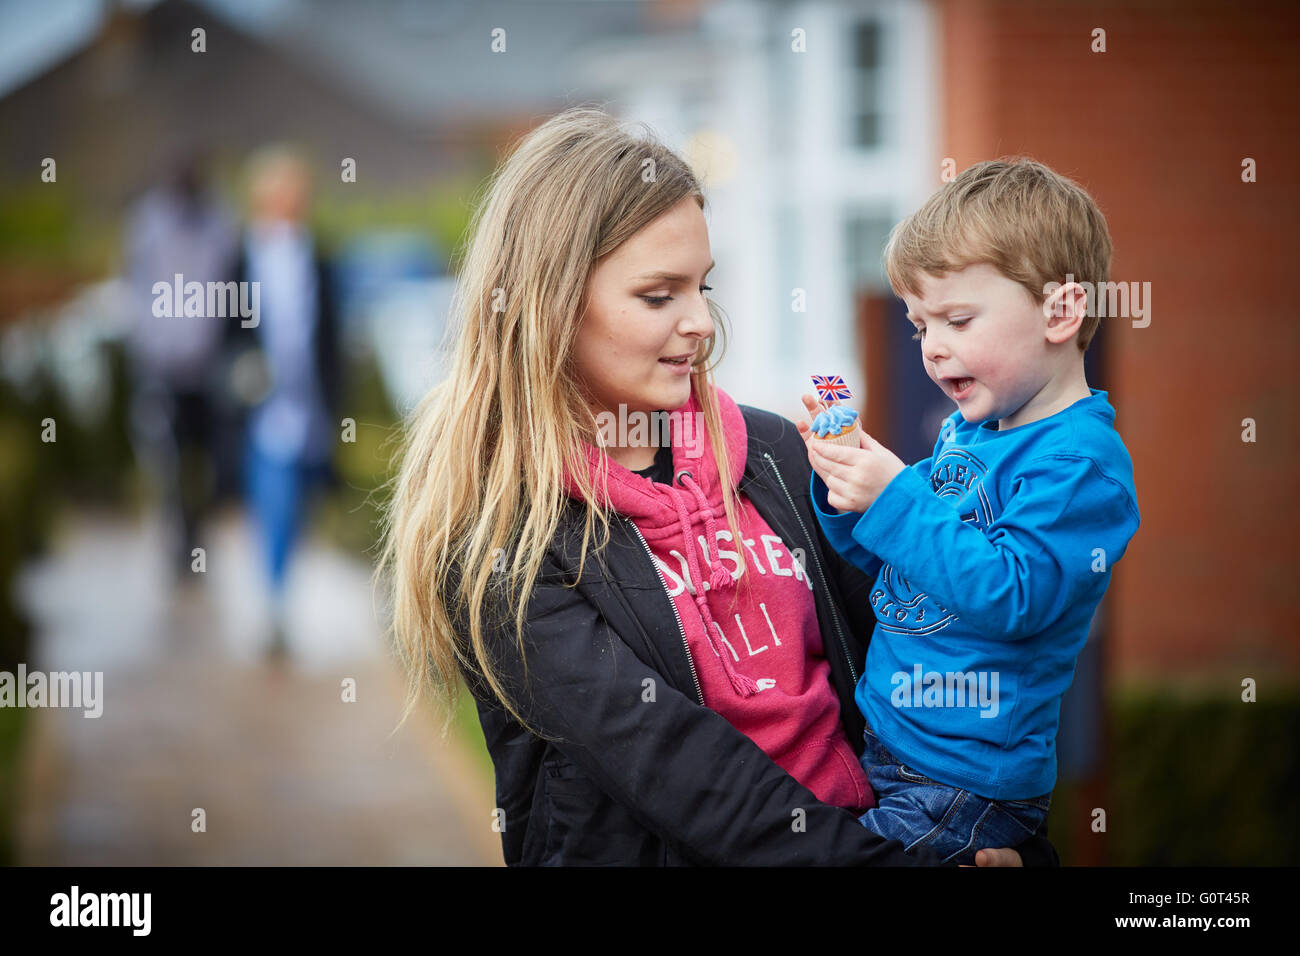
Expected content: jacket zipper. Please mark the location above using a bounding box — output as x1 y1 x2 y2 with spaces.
761 451 858 685
624 516 704 705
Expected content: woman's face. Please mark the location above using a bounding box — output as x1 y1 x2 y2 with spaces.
574 196 716 418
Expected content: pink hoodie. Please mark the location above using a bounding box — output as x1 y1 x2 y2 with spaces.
564 386 874 813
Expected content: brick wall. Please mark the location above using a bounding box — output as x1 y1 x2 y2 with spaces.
936 0 1300 679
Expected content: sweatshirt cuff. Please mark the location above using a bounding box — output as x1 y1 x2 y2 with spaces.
810 470 862 530
850 464 933 556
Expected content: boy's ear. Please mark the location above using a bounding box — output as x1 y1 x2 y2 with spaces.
1042 282 1088 345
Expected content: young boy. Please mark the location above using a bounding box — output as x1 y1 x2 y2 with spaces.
800 158 1140 864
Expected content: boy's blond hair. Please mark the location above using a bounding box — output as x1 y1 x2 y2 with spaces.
884 158 1112 352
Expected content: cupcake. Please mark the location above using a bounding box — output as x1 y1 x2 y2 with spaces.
810 404 862 447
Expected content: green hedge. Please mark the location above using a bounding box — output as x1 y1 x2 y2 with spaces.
0 373 62 866
1049 685 1300 865
0 707 23 865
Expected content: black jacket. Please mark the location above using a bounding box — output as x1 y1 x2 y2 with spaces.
214 235 342 498
461 403 1060 866
223 237 342 420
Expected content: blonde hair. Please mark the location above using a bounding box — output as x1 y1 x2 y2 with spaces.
379 107 749 739
884 157 1112 351
242 143 314 227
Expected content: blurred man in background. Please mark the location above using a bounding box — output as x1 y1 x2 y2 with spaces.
123 149 239 580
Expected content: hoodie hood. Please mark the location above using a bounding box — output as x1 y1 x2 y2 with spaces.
563 385 759 696
563 384 747 520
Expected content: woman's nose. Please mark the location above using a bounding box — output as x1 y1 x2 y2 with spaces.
680 293 714 339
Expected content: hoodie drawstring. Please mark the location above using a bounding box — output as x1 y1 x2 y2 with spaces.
667 471 757 697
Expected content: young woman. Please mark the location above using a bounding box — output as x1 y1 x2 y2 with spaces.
381 108 1057 866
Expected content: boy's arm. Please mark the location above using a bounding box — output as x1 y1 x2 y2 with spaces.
808 415 948 579
810 469 884 578
849 452 1140 641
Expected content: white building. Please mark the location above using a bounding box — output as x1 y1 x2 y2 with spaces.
578 0 939 420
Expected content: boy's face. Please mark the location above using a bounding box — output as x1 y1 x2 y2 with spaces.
901 263 1058 428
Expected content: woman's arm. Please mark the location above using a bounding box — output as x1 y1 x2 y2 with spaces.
465 558 953 866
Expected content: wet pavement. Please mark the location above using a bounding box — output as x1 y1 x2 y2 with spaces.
12 507 503 865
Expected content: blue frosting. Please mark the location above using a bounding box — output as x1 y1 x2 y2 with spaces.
811 404 858 438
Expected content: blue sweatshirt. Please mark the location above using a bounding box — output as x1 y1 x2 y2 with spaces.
810 388 1140 799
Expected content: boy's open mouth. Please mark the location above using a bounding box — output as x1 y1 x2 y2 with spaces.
946 377 975 399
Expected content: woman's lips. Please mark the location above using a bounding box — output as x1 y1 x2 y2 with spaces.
659 355 692 375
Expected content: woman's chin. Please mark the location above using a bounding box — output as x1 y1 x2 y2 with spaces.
655 374 694 407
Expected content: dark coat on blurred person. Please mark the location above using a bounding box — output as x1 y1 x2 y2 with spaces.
215 238 343 498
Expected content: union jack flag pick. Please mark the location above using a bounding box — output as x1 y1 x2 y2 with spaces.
811 374 853 404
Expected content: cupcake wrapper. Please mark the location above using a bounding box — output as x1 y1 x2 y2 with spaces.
818 421 860 447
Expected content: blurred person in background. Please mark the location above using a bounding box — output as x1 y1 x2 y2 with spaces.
224 145 341 660
124 148 238 581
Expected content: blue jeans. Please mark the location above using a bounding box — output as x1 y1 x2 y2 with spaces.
243 435 331 599
856 724 1051 865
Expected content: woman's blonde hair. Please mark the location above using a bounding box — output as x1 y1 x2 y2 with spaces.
379 107 749 738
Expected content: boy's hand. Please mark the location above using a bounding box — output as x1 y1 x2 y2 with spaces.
796 392 906 512
809 432 906 513
795 392 831 443
798 394 906 512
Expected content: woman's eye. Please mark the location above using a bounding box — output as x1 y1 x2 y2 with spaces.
949 317 971 328
910 327 924 341
641 285 712 307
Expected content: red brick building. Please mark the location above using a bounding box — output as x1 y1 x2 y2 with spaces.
935 0 1300 683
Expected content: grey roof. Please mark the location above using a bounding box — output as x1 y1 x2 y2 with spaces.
0 0 688 121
